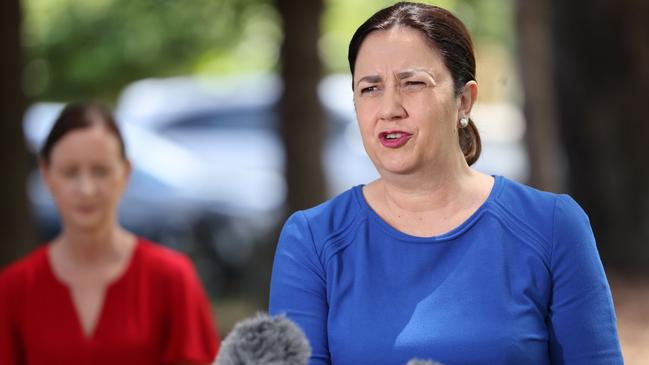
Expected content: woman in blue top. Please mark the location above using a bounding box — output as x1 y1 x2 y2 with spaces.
269 2 623 364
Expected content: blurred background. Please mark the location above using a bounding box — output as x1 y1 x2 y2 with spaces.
1 0 647 362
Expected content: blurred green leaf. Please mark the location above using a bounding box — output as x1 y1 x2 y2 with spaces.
320 0 513 73
22 0 512 101
23 0 279 101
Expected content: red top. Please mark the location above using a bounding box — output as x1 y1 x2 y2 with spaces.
0 238 220 365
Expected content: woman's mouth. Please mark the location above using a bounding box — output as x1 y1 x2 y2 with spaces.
76 205 98 214
379 131 412 148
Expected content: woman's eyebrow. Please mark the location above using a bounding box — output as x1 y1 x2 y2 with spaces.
397 69 437 84
397 70 416 79
355 69 436 88
356 74 382 87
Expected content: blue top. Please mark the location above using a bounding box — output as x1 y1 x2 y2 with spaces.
269 176 623 365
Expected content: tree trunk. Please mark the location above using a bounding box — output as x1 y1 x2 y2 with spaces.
0 0 34 268
551 0 649 270
515 0 566 192
248 0 325 307
277 0 326 213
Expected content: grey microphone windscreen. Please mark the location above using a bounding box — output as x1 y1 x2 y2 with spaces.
214 312 311 365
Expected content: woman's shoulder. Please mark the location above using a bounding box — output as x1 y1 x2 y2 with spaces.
134 237 195 276
491 176 589 241
0 245 49 293
494 176 581 216
495 175 560 205
287 185 367 238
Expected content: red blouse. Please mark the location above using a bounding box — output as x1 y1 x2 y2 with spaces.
0 238 220 365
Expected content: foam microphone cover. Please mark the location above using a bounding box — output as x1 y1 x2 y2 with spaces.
406 358 445 365
214 312 311 365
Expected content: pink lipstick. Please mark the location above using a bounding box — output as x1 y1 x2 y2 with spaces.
379 131 412 148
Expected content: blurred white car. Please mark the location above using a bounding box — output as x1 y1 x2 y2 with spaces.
115 73 381 199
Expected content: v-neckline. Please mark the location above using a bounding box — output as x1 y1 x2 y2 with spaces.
43 240 141 342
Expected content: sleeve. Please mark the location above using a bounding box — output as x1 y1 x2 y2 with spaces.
162 255 220 365
0 267 24 365
548 195 624 364
268 211 330 365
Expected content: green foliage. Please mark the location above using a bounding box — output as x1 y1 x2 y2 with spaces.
23 0 280 101
22 0 512 101
320 0 514 73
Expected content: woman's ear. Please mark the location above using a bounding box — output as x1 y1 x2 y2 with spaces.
38 158 58 196
125 160 133 178
458 80 478 117
123 159 133 182
38 158 51 185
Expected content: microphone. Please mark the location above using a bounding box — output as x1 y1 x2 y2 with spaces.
406 359 445 365
214 312 311 365
214 312 444 365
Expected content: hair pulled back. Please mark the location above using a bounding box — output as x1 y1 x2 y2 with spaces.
40 101 127 164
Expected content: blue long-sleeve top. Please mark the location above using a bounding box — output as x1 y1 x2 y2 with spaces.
269 176 623 365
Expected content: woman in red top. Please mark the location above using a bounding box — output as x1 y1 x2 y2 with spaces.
0 102 220 365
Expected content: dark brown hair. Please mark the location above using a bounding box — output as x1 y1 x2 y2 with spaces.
40 101 127 164
348 1 481 165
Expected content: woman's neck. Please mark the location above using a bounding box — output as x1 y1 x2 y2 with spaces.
378 167 477 213
375 151 477 212
364 158 494 237
54 225 134 267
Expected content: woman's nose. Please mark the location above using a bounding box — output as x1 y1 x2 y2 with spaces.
77 172 98 196
378 86 407 121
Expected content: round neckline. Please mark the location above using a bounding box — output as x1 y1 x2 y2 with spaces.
353 175 503 243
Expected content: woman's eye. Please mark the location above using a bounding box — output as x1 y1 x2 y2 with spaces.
403 80 426 90
360 85 379 95
92 166 110 177
60 167 78 178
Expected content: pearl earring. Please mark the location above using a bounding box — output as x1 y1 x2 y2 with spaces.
459 117 469 128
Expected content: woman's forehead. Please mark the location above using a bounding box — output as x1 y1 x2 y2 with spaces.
354 27 445 78
49 126 122 159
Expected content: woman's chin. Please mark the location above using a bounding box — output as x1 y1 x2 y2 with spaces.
62 214 109 233
375 158 419 176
